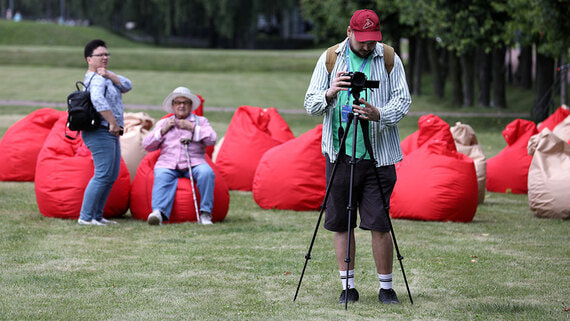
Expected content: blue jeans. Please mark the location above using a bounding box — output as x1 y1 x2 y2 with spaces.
152 164 215 220
79 128 121 221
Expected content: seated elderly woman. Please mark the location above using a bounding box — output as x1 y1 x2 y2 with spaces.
142 87 217 225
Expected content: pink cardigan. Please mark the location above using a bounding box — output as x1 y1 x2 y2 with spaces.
142 114 217 169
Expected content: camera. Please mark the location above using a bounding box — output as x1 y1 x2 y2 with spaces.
342 71 379 93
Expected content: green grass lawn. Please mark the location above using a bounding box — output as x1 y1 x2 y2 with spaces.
0 183 567 321
1 21 568 320
0 105 567 320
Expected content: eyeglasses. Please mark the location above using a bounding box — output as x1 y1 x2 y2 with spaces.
172 100 192 106
91 53 111 58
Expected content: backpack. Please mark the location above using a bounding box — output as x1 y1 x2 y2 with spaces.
325 42 394 75
65 73 102 139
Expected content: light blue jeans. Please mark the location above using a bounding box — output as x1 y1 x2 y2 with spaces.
152 164 215 220
79 128 121 221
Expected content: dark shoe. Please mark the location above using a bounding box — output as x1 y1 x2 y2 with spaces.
378 288 400 304
338 288 359 303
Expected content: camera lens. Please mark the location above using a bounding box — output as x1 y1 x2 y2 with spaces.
352 72 367 88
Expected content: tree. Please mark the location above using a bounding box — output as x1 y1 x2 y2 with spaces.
427 0 511 108
299 0 361 45
508 0 570 122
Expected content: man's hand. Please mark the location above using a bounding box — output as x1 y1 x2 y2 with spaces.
352 98 380 122
325 71 351 103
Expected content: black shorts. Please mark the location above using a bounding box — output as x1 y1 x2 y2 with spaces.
324 154 397 232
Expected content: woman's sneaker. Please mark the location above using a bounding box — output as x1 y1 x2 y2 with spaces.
78 219 93 225
78 219 105 226
97 218 117 224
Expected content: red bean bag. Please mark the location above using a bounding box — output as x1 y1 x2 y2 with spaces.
215 106 294 191
0 108 62 181
253 125 325 211
265 108 296 143
390 140 479 222
401 114 456 156
129 151 229 223
537 105 570 132
486 119 538 194
35 114 131 219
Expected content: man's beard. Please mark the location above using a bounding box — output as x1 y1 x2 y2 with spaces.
349 42 373 58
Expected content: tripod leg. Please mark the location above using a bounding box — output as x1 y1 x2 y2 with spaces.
343 112 359 310
294 117 354 302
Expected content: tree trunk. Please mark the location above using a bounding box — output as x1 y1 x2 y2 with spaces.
427 39 445 99
560 54 568 106
391 29 401 57
515 45 533 90
492 46 507 109
533 52 555 122
208 18 220 48
450 53 463 106
406 36 416 94
461 50 475 107
438 49 449 99
413 37 423 96
478 49 492 107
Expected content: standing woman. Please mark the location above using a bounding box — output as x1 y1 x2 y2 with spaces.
78 39 132 226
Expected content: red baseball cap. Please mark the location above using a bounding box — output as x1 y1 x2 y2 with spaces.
349 9 382 42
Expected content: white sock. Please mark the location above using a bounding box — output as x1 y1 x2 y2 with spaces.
340 270 355 290
379 273 393 289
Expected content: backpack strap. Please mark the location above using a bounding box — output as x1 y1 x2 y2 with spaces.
382 43 394 74
325 42 395 75
325 43 341 74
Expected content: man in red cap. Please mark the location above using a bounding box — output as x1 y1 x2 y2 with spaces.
304 9 411 304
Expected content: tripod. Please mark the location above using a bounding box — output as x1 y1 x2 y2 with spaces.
294 94 413 309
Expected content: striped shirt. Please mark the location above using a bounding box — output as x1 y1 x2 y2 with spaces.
304 38 411 166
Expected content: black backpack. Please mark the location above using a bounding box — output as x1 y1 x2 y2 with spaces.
65 73 102 139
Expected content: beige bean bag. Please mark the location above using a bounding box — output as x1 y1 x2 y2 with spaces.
120 112 155 181
450 122 487 204
527 128 570 219
553 115 570 143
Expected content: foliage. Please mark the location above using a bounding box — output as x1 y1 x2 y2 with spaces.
426 0 511 54
299 0 357 44
5 0 298 47
507 0 570 57
299 0 568 58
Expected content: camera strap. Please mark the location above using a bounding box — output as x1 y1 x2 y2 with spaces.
338 45 369 124
337 46 370 157
343 44 369 104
